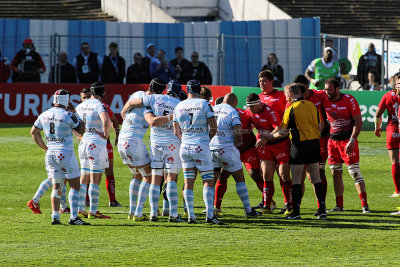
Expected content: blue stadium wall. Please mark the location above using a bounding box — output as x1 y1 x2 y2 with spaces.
0 18 320 86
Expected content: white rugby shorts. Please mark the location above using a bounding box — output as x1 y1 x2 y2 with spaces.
180 143 213 171
118 139 151 167
78 139 109 173
150 142 181 170
45 150 80 182
211 145 242 172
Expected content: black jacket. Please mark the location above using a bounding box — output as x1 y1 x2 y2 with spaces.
102 54 126 84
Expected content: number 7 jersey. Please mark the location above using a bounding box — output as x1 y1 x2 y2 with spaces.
173 98 214 145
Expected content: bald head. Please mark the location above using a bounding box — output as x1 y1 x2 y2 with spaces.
223 93 238 108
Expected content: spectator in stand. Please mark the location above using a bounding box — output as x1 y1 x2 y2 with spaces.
11 38 46 83
73 42 103 84
150 49 175 84
0 48 11 82
48 52 76 83
357 43 382 89
142 43 156 83
102 42 125 84
170 46 190 84
188 51 212 85
325 39 338 62
126 53 149 84
305 47 340 90
261 53 284 87
363 70 381 91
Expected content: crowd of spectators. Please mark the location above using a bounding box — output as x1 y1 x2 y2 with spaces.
0 39 213 85
0 38 385 90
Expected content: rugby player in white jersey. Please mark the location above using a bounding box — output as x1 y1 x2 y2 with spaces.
122 79 183 222
210 93 261 218
173 80 222 224
119 78 165 221
76 82 112 219
30 89 90 225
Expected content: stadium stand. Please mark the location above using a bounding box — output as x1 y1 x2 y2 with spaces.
269 0 400 41
0 0 116 21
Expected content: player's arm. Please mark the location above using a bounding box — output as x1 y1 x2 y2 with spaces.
374 107 384 137
30 126 47 152
73 121 85 136
345 113 363 154
144 112 173 127
207 117 217 140
232 124 243 148
110 114 120 145
173 121 182 140
73 130 83 142
120 98 143 119
99 111 112 140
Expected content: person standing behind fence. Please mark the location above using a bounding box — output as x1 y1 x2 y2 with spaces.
49 52 76 83
188 51 212 85
73 42 103 84
357 43 382 90
102 42 125 84
305 47 340 90
261 53 284 88
150 49 175 84
170 46 191 84
0 48 10 83
126 53 149 84
11 38 46 83
142 43 156 83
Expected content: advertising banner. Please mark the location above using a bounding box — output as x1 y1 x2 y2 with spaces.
348 37 400 78
232 86 387 131
0 84 231 124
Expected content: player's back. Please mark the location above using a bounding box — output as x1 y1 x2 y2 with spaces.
76 98 107 144
210 103 240 149
119 91 149 141
143 94 180 143
174 98 214 145
35 107 78 151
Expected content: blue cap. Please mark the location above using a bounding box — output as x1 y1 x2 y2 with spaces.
167 79 182 97
186 80 201 94
146 43 155 50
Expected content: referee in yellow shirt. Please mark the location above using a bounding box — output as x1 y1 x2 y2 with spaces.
262 83 326 220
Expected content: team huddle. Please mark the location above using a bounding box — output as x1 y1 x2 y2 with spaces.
28 69 400 225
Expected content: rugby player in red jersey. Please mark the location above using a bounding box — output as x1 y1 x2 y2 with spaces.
293 75 329 215
258 70 292 210
374 74 400 198
323 78 370 213
247 93 293 214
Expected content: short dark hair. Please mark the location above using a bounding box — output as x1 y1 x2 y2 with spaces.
109 42 118 49
293 75 308 85
81 42 89 48
200 87 212 100
258 70 274 81
296 83 307 94
246 93 260 103
325 78 340 89
175 46 183 54
81 87 90 94
215 96 224 105
133 52 142 58
158 49 165 55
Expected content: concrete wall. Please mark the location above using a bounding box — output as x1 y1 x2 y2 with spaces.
219 0 291 21
102 0 175 23
150 0 218 17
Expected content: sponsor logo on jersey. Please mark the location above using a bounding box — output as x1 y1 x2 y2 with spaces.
276 152 286 159
46 136 66 142
179 107 201 113
167 157 175 164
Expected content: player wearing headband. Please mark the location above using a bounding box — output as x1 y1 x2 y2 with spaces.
30 89 90 225
76 82 112 219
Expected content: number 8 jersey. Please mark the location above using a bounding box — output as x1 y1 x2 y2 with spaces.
173 98 214 145
34 107 80 151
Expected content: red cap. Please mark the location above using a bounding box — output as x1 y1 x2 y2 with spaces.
23 38 33 44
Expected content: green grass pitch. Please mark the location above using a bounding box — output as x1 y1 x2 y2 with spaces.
0 124 399 266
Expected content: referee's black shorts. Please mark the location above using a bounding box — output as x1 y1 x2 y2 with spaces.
290 139 321 165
